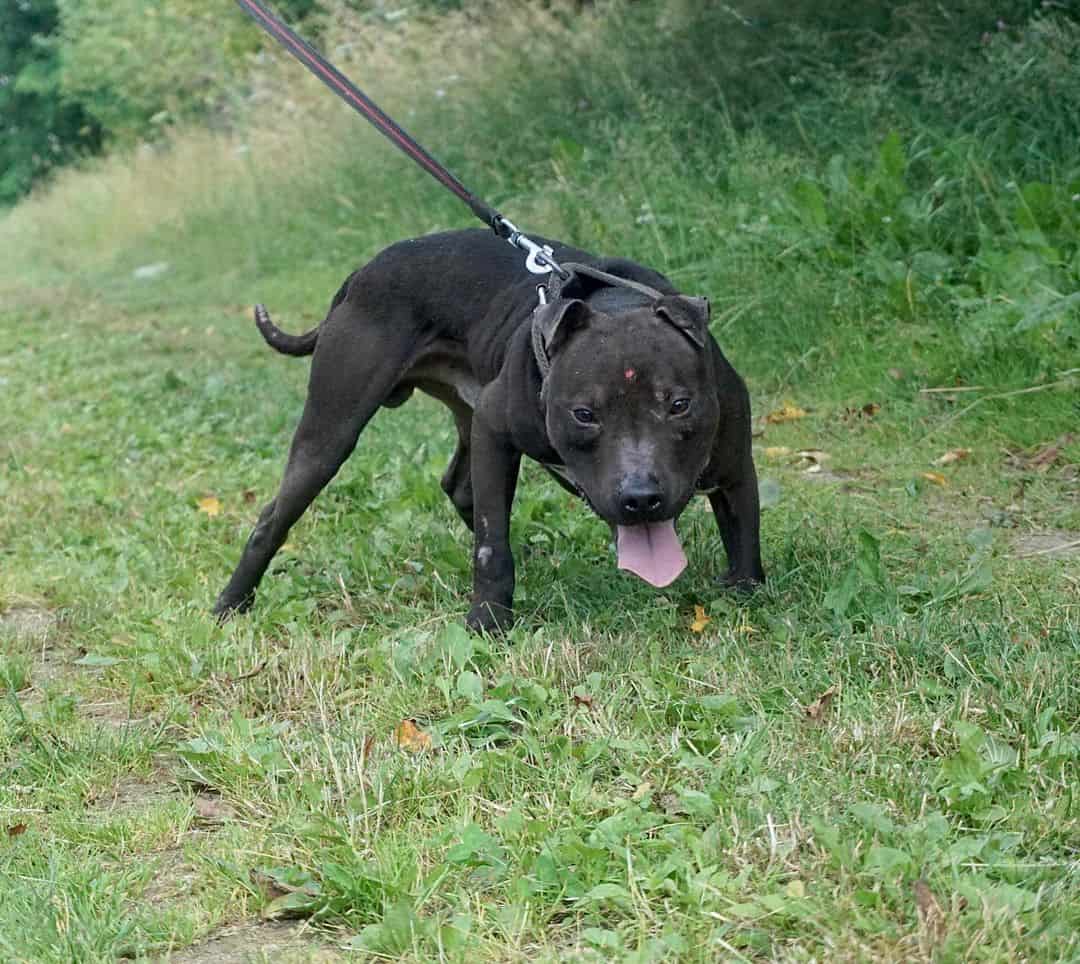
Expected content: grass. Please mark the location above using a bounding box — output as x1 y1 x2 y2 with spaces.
1 1 1079 960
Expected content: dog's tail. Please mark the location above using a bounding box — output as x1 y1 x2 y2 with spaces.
254 304 319 357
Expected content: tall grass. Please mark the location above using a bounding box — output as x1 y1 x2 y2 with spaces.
2 1 1077 391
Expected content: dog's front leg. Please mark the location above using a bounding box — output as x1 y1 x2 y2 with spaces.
465 404 521 633
709 467 765 590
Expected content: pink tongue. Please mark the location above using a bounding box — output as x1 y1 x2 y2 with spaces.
616 521 688 588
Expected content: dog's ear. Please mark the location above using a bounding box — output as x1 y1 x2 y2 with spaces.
536 298 592 358
655 295 709 349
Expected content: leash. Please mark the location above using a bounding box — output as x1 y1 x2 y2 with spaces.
233 0 566 279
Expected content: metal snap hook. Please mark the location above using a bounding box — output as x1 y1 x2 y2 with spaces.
525 244 557 274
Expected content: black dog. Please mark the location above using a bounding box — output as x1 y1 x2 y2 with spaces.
214 229 764 630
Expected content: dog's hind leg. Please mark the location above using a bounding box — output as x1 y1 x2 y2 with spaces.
213 302 416 618
440 411 474 531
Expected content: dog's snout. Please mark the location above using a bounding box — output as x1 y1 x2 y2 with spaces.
617 474 666 521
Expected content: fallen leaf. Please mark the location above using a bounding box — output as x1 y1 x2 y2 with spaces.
921 471 948 487
796 449 830 468
1011 432 1075 471
934 448 971 466
631 781 653 801
361 733 376 759
1029 443 1063 469
197 495 221 517
913 878 943 917
764 446 792 459
765 402 808 424
572 692 594 708
690 605 710 633
6 823 27 837
785 878 806 898
395 719 432 752
842 403 880 421
1028 436 1071 466
914 878 946 945
803 686 837 723
242 489 257 504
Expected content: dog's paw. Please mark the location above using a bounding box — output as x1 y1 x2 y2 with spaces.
212 591 254 623
465 600 515 635
719 570 765 594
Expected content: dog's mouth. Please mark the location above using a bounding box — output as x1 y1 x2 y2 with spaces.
615 520 687 588
547 462 691 588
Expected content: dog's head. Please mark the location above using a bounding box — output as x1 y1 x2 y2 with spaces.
535 292 719 586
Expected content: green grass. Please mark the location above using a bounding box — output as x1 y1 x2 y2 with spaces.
2 1 1079 960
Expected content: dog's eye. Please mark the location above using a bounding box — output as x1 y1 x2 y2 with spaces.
670 398 692 416
572 407 596 425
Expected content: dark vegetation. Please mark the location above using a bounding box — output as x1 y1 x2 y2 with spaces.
5 1 1078 202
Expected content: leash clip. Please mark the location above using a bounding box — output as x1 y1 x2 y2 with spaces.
525 243 558 275
494 216 570 279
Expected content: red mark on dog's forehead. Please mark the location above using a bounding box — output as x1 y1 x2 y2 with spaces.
624 367 637 382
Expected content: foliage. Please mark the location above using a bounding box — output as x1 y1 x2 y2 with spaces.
775 131 1080 353
53 0 262 143
5 0 1080 205
0 0 100 205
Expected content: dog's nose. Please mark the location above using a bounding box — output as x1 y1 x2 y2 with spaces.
617 475 666 520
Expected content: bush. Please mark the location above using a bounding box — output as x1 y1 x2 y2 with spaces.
0 0 100 206
54 0 263 142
